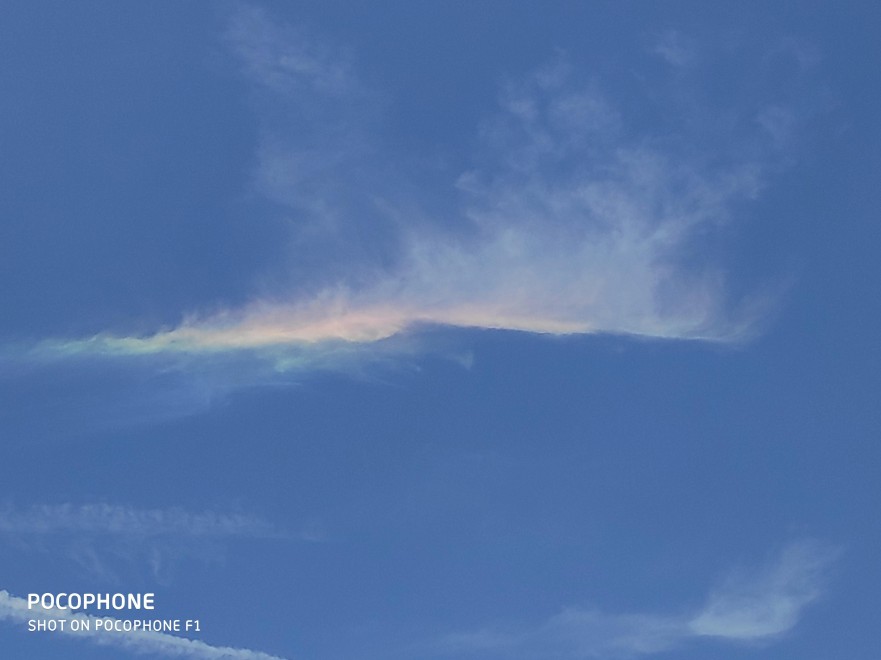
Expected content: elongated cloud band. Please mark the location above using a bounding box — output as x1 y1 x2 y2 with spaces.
33 142 761 364
0 590 286 660
443 540 838 658
0 503 297 583
0 503 283 539
19 6 802 374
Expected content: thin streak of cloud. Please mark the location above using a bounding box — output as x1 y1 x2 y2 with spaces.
0 503 301 583
0 503 284 539
442 540 838 658
0 590 286 660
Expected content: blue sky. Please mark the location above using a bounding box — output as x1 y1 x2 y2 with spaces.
1 2 879 658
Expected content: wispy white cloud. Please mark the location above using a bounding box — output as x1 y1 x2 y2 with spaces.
0 503 298 583
0 589 286 660
225 3 380 235
689 539 837 639
444 610 683 658
442 540 838 658
652 30 697 68
227 4 356 100
0 503 283 539
17 8 813 382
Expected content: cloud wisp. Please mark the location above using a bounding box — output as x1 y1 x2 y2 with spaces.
442 540 838 658
31 118 763 361
0 503 296 583
11 5 819 387
0 590 286 660
0 503 284 539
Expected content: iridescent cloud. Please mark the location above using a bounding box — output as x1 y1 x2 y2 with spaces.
26 7 795 371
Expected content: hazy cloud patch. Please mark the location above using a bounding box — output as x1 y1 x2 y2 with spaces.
442 540 838 658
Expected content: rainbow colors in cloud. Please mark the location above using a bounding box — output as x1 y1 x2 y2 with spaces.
27 8 782 369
